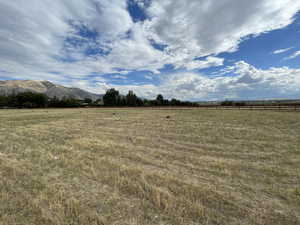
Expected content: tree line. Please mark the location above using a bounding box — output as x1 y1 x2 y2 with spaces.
2 90 298 109
102 89 198 107
0 92 98 108
0 89 197 108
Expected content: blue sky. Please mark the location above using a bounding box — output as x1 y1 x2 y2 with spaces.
0 0 300 100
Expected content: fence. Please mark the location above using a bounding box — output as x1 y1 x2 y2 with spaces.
198 105 300 111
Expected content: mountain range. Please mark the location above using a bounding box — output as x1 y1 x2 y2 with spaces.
0 80 102 100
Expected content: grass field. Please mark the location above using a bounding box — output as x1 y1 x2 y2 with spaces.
0 108 299 225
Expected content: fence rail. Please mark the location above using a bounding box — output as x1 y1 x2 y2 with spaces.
198 105 300 111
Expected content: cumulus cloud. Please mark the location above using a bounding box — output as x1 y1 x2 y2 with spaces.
183 57 224 70
1 1 300 76
0 0 134 78
132 0 151 8
104 62 300 100
147 0 300 57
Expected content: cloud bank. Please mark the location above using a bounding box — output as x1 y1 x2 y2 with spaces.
94 61 300 100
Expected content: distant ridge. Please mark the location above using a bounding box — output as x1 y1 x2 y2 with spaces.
0 80 102 100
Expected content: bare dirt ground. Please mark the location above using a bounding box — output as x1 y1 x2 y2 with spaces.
0 108 299 225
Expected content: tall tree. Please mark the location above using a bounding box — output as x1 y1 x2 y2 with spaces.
103 88 120 106
126 90 138 107
156 94 164 106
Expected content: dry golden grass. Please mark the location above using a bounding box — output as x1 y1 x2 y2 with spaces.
0 108 299 225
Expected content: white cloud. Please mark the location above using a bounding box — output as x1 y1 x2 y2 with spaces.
285 50 300 60
111 75 127 79
0 0 299 100
183 57 224 70
144 74 154 80
0 0 133 79
132 0 151 8
92 0 133 39
272 47 293 54
147 0 300 57
105 62 300 100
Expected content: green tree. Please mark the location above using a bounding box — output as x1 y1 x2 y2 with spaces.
0 96 8 107
15 92 48 108
84 98 93 104
126 91 138 107
103 88 120 106
156 94 164 106
170 98 180 106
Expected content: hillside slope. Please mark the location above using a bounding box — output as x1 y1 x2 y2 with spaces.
0 80 102 100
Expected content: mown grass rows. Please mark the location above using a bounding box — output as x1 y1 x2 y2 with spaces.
0 109 299 224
